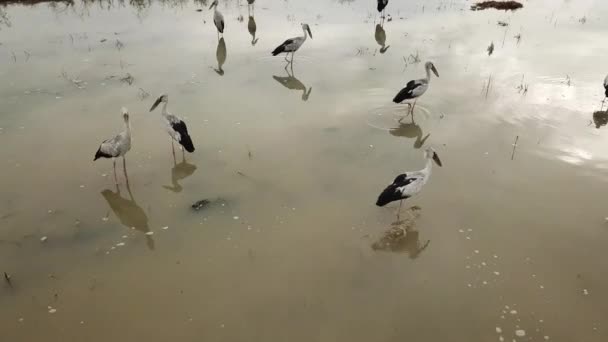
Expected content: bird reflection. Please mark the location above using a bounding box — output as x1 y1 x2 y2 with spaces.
247 14 258 45
371 206 430 259
593 110 608 129
389 116 430 149
374 23 390 54
379 224 430 259
214 37 227 75
162 154 197 193
272 67 312 101
100 182 154 250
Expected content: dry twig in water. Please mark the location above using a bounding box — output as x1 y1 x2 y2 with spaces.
511 135 519 160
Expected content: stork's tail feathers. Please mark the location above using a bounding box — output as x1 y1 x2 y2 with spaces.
94 147 113 161
272 46 284 56
180 134 195 153
605 87 608 98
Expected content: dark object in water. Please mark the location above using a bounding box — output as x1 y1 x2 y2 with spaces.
192 199 211 211
471 1 523 11
4 272 12 288
196 9 203 12
593 110 608 129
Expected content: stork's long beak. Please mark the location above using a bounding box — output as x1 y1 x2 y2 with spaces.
307 26 313 39
150 97 162 112
432 152 443 167
431 64 439 77
209 1 215 9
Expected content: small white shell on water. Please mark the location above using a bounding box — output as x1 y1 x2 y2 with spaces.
474 250 480 254
162 226 169 230
116 242 125 247
583 289 589 295
145 231 154 235
233 216 239 220
510 310 517 315
515 330 526 337
498 336 504 342
48 308 57 314
496 327 502 334
544 336 550 340
40 236 48 242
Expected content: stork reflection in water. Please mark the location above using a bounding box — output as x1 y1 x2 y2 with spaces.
247 11 258 45
272 67 312 101
389 116 430 149
215 37 227 75
101 183 154 250
163 154 197 193
374 23 390 54
593 110 608 129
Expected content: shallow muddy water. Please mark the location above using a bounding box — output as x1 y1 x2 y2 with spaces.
1 0 608 341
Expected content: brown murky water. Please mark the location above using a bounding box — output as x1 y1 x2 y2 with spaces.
2 0 608 340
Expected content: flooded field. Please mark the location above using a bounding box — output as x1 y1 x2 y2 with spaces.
1 0 608 340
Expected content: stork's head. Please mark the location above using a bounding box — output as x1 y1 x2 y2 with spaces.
301 23 312 39
209 0 218 9
424 147 442 167
121 107 129 121
150 94 168 112
425 61 439 77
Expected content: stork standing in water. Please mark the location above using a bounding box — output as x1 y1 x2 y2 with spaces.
272 23 313 65
393 61 439 115
94 107 132 184
377 0 389 19
602 74 608 109
210 0 225 39
247 11 258 46
376 147 442 219
149 94 195 158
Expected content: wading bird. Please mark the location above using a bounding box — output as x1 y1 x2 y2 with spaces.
377 0 389 19
94 107 131 184
376 147 442 218
149 94 195 157
602 74 608 109
210 0 225 38
272 23 312 65
393 61 439 115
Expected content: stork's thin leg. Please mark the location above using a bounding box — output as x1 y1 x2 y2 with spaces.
171 139 176 164
284 53 290 62
411 99 418 115
291 52 295 64
123 156 130 188
113 159 118 185
181 146 185 160
397 200 403 220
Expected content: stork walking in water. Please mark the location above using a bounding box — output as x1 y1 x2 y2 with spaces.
377 0 389 19
149 94 195 158
393 61 439 116
272 23 313 65
94 107 132 184
376 147 442 220
210 0 225 39
602 74 608 110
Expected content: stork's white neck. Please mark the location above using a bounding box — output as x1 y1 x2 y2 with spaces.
425 66 432 83
161 101 169 116
301 26 308 41
423 156 433 176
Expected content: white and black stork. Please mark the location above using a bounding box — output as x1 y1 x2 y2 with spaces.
94 107 132 184
149 94 195 158
393 61 439 115
272 23 312 65
376 147 442 218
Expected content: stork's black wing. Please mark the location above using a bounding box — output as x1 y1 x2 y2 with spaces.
377 0 388 12
393 80 420 103
272 39 294 56
171 120 195 153
376 173 416 206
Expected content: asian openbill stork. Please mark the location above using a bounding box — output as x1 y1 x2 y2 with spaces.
272 23 312 65
210 0 225 38
149 94 195 158
393 61 439 115
376 147 442 219
94 107 131 184
377 0 389 19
